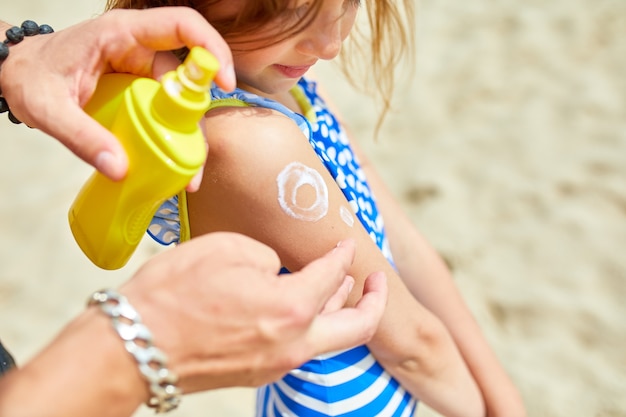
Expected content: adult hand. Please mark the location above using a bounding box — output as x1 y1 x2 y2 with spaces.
120 232 388 393
0 8 235 183
0 233 386 417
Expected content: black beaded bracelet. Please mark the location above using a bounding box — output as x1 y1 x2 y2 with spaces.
0 20 54 124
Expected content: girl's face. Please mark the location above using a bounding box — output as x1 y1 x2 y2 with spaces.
208 0 360 99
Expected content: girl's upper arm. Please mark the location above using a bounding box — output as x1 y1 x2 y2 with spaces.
187 105 439 361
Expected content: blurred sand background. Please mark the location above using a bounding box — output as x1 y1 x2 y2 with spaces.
1 0 625 416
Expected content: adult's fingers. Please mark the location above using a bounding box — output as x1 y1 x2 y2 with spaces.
286 239 357 313
319 276 355 314
27 96 129 180
117 8 235 90
178 232 281 272
310 271 388 354
184 137 209 192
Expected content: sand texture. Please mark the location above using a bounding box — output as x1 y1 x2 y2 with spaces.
1 0 625 416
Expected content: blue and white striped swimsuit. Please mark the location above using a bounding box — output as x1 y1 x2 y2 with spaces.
149 77 418 416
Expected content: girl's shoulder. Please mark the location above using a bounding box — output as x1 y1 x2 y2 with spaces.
201 82 317 173
192 82 356 264
203 102 309 163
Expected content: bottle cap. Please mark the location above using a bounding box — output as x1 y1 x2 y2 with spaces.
150 47 220 131
177 47 220 93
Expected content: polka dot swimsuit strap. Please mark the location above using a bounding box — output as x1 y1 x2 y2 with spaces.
297 78 395 265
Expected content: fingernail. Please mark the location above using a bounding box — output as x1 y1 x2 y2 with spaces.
336 239 355 249
223 62 236 91
95 151 123 181
187 172 202 192
331 240 344 253
347 276 355 293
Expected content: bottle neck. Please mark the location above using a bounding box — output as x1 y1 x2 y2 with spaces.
150 71 211 132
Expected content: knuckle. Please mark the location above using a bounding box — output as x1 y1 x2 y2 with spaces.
284 302 316 328
360 323 377 344
276 349 309 372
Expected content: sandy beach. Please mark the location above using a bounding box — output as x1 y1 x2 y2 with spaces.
1 0 625 416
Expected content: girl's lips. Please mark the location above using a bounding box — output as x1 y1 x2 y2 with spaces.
274 64 312 79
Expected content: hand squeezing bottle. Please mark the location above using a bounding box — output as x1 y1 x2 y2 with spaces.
68 47 219 270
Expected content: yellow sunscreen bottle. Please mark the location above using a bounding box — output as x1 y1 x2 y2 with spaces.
68 47 218 270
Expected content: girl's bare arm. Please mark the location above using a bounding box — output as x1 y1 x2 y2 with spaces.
343 122 527 417
189 107 485 416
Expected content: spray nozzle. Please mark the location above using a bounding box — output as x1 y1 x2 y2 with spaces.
150 46 220 130
177 47 220 93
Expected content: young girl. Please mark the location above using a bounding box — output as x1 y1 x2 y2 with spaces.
106 1 526 416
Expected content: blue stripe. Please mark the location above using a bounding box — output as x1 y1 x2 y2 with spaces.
256 386 270 417
392 392 418 417
299 345 370 374
272 402 284 417
273 384 331 417
283 359 385 402
272 373 414 416
336 376 404 417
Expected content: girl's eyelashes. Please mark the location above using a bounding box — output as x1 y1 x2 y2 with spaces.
279 0 310 23
286 0 310 19
294 2 311 18
280 0 360 27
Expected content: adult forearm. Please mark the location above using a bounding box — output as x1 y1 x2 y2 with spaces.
0 309 147 417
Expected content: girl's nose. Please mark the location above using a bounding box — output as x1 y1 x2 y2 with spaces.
297 17 343 60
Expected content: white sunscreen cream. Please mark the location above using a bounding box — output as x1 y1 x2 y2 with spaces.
277 162 329 222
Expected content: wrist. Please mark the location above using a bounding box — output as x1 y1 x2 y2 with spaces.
62 308 151 415
0 308 147 417
0 20 54 124
0 21 13 71
88 289 182 413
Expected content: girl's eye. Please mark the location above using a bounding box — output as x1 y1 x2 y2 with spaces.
283 0 310 19
292 2 310 19
343 0 361 12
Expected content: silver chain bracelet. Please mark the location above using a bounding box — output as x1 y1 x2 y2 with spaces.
88 289 182 413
